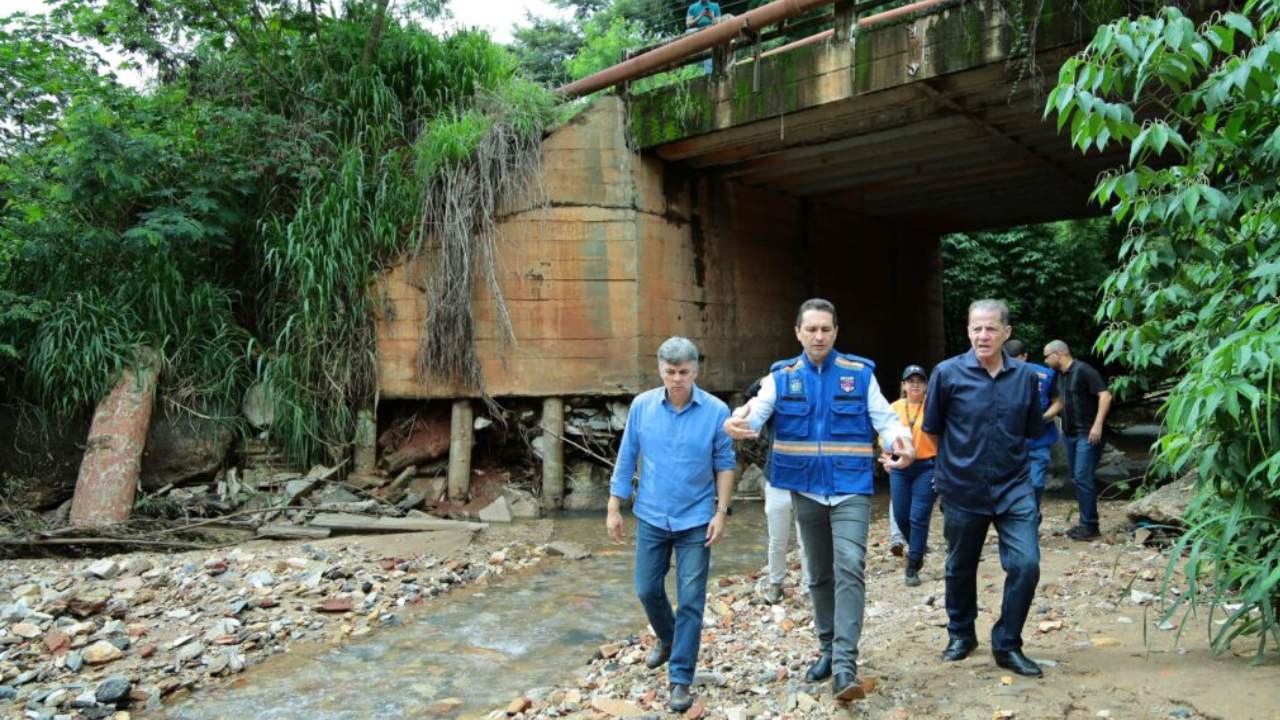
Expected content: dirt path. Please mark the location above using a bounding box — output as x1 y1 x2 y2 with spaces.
506 497 1280 719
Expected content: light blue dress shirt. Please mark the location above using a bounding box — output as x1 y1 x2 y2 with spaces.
610 385 736 532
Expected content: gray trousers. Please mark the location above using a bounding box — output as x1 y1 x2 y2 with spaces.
793 492 871 675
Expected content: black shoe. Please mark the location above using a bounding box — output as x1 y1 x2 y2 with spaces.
804 653 832 682
904 556 922 587
941 637 979 662
668 684 694 712
993 649 1044 678
833 671 864 701
644 640 670 669
890 541 904 557
1067 525 1101 541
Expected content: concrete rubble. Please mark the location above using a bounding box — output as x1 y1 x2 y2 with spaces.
0 536 566 718
484 500 1247 720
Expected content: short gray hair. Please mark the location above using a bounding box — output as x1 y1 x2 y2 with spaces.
968 298 1010 326
657 336 700 368
1045 339 1070 355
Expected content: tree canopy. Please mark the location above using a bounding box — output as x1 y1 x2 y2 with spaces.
1 0 557 465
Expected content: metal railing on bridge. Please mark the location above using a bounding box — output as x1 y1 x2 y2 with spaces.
557 0 961 99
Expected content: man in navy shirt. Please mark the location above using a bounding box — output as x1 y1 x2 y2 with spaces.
608 336 736 712
923 299 1047 678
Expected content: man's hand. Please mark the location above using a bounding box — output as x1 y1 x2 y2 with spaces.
879 436 916 471
705 511 727 547
1088 424 1103 446
606 508 625 543
723 415 757 440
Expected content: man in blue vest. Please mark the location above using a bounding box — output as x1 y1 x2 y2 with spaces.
725 298 914 701
1004 339 1062 515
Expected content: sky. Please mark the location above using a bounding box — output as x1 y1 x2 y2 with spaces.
0 0 570 43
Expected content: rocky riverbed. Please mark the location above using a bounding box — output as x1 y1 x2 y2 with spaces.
0 521 579 719
487 497 1280 720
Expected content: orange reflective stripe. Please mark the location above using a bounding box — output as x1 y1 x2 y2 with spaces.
823 443 874 456
772 441 873 456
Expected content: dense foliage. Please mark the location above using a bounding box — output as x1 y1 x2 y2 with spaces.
1049 0 1280 655
940 219 1120 359
0 0 557 465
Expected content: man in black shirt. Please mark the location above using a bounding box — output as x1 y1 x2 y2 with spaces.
1043 340 1112 540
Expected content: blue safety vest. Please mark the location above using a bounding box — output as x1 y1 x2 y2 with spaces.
768 351 877 496
1026 361 1060 449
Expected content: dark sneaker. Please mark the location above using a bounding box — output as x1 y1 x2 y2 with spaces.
904 557 922 587
763 582 784 604
890 541 904 557
668 684 694 712
644 640 670 669
1067 525 1100 541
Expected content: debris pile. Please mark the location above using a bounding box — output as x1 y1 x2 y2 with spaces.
0 538 555 717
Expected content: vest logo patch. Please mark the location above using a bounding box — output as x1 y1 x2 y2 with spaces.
788 377 804 394
840 376 855 393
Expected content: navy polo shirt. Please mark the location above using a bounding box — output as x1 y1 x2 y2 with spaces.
922 349 1046 515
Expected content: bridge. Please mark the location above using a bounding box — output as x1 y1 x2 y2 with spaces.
375 0 1152 405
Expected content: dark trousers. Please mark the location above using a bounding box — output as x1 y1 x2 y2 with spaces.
943 492 1040 652
634 519 710 686
890 459 937 562
793 493 871 675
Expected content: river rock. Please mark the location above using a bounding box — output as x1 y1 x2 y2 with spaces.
140 412 234 490
95 677 131 705
12 621 42 639
737 464 765 496
82 641 124 664
545 541 591 561
503 487 542 519
478 496 514 523
175 641 205 664
590 697 644 717
564 461 611 511
1126 473 1195 526
87 560 120 580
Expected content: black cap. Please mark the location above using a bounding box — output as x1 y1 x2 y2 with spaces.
901 364 927 381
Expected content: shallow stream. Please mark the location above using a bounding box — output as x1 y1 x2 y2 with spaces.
156 503 807 719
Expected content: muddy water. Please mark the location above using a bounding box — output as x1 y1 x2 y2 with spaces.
159 501 891 719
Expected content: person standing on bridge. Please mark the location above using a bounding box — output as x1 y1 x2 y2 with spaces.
686 1 721 74
923 299 1046 678
1004 339 1062 517
607 336 736 713
724 298 915 701
1042 339 1111 541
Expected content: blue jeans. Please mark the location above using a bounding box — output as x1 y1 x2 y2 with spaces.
890 459 937 562
1063 433 1101 530
943 493 1040 651
634 519 711 686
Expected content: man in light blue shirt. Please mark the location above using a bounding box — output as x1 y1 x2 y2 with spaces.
607 336 735 713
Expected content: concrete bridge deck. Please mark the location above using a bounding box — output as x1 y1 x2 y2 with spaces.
628 0 1137 232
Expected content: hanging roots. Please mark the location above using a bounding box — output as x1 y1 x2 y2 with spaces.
414 102 546 391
